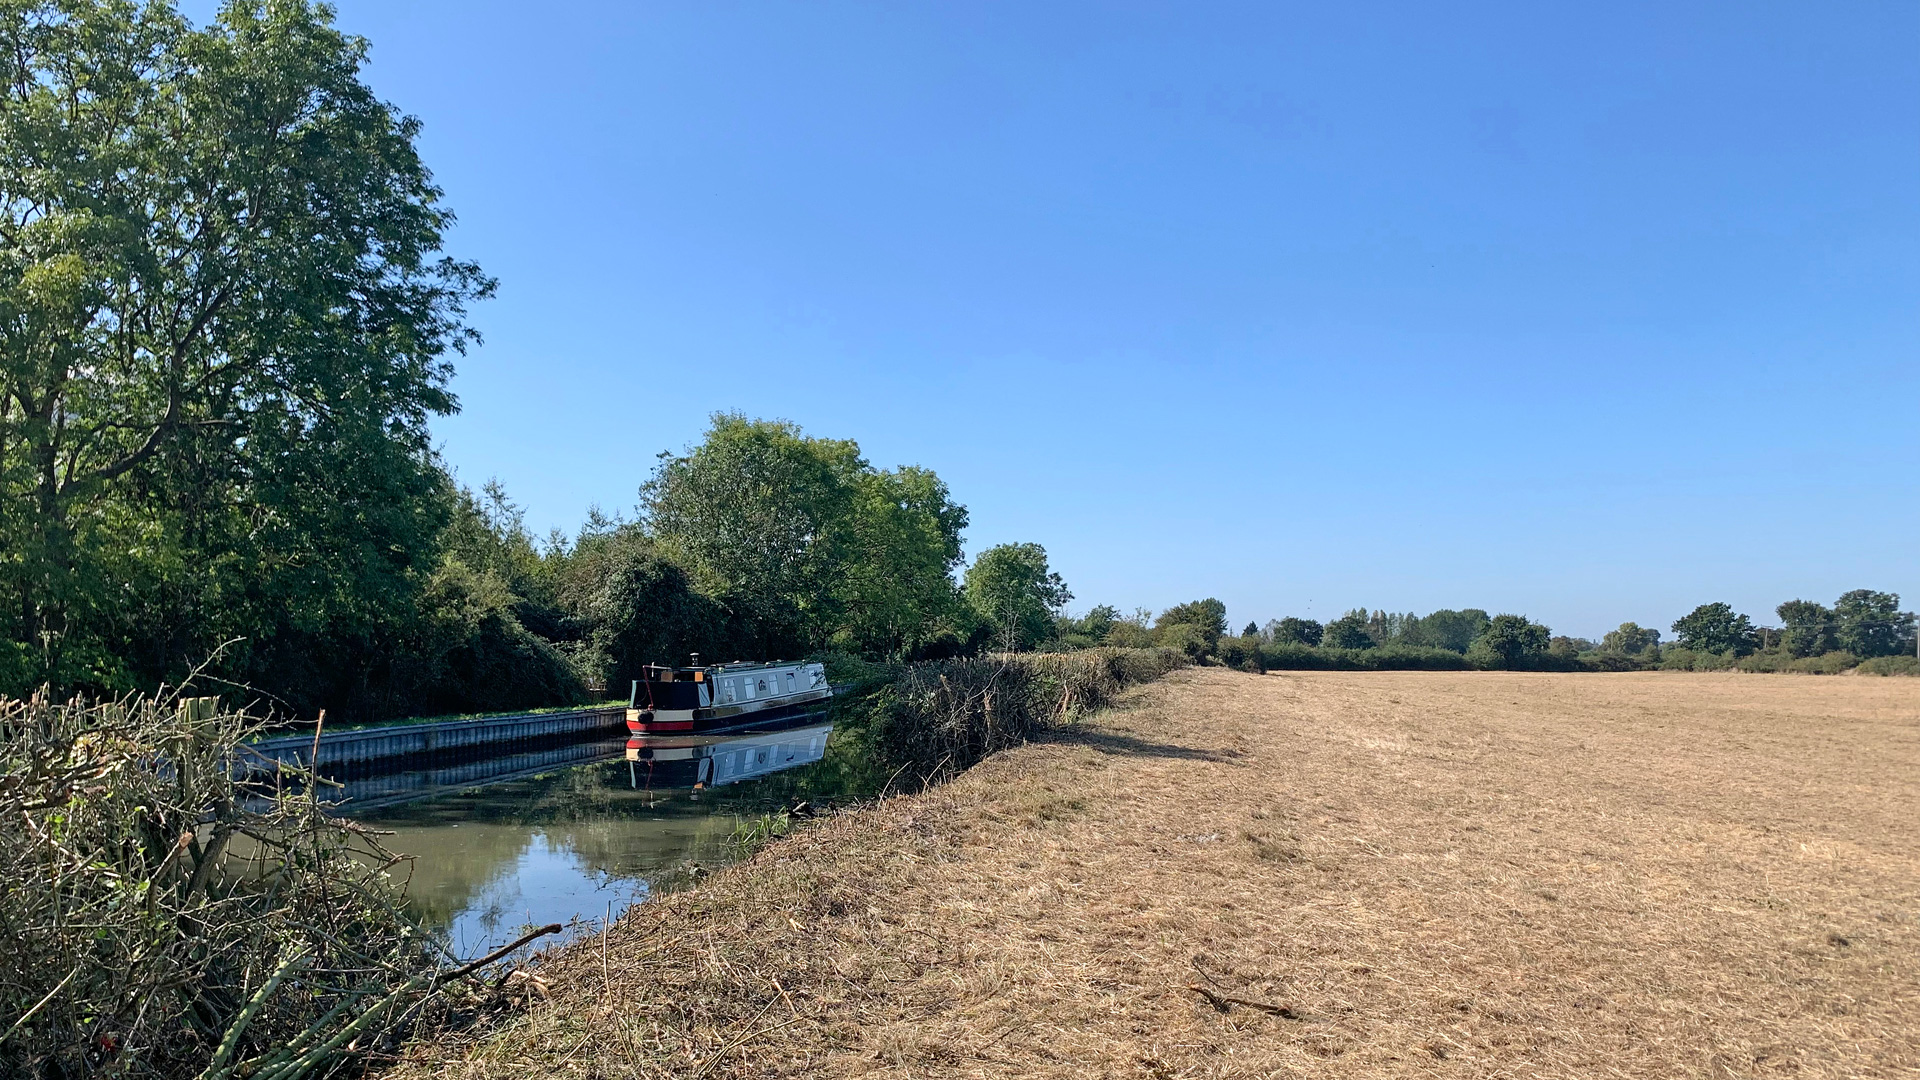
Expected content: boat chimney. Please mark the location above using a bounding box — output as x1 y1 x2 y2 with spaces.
688 652 701 668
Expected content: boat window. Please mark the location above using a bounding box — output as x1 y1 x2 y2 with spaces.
786 672 796 691
757 678 769 695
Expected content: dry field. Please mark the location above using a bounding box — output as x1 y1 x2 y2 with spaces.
389 669 1920 1078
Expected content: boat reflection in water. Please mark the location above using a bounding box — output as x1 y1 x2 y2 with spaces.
344 716 837 957
625 718 834 791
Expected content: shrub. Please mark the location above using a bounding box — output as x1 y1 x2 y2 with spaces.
1255 644 1473 671
1736 650 1859 675
1659 647 1738 671
1856 655 1920 676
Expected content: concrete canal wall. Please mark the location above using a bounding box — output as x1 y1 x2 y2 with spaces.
246 706 628 771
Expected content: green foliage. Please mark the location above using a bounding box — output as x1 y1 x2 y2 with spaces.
1256 643 1473 671
0 0 503 718
1322 610 1376 650
1400 609 1490 652
1157 622 1212 661
1833 589 1915 659
1153 598 1227 653
1856 655 1920 676
1734 649 1859 675
635 414 972 662
1671 602 1757 655
1775 599 1837 657
1468 614 1552 669
1268 617 1323 646
1600 621 1660 655
963 542 1071 652
578 533 730 692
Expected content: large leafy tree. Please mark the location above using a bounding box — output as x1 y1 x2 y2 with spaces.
836 465 969 656
1775 599 1837 658
1600 621 1660 655
1468 614 1551 669
1404 608 1491 653
641 414 969 659
963 542 1070 652
1832 589 1914 659
642 415 862 656
1322 609 1375 650
1670 602 1756 655
1154 598 1227 647
1267 616 1322 646
0 0 490 696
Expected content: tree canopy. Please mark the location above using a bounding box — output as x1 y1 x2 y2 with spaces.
0 0 493 709
641 413 971 660
963 542 1070 651
1670 603 1756 655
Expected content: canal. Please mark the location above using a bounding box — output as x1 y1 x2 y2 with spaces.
330 718 855 958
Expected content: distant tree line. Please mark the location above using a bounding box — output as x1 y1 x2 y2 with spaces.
1033 592 1919 677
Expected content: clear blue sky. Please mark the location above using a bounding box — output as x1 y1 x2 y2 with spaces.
221 2 1920 638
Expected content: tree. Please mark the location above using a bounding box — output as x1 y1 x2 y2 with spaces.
835 465 970 657
1154 599 1227 649
642 415 860 656
1670 603 1756 655
963 543 1071 651
1833 590 1915 659
1774 599 1837 658
1322 610 1375 650
584 537 730 691
1268 617 1323 647
1600 621 1660 655
1414 609 1492 653
640 414 970 659
1468 614 1550 669
0 0 490 698
1242 621 1260 639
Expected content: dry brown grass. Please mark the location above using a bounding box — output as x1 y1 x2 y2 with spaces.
386 669 1920 1078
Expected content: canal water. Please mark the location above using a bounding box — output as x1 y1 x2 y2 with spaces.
336 720 851 958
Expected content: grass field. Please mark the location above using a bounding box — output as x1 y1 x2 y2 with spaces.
388 669 1920 1078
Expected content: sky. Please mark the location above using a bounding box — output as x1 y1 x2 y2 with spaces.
195 1 1917 639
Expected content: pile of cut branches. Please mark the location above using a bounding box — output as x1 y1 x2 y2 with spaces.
872 647 1186 784
0 692 471 1079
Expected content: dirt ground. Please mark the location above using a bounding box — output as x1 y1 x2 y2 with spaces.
389 669 1920 1078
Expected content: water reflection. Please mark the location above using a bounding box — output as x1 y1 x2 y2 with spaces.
341 720 835 957
625 721 833 790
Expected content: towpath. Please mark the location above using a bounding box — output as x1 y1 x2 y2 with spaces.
388 667 1920 1078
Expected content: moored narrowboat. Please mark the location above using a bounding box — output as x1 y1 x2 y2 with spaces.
626 656 831 735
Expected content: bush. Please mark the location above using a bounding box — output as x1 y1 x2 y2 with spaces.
1255 644 1473 671
1736 650 1859 675
1856 655 1920 676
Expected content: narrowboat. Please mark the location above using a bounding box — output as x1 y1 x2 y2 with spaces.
625 656 832 735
